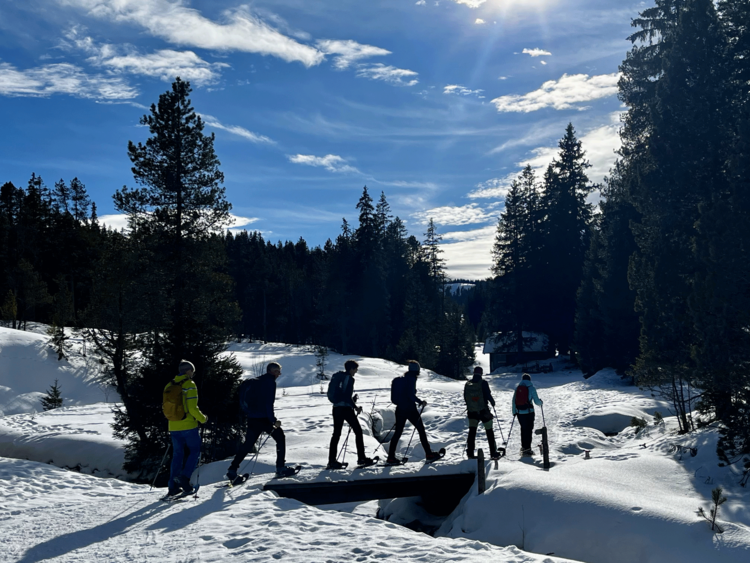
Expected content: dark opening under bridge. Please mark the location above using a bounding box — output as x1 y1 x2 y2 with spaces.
263 452 488 516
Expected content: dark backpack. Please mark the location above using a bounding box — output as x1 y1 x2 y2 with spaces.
464 381 486 413
391 376 408 405
162 379 186 421
239 377 263 415
327 372 349 404
515 384 531 410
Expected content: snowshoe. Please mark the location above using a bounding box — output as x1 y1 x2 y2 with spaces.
356 456 378 468
383 456 403 466
424 448 446 463
161 484 200 502
521 448 534 457
326 460 348 470
275 465 302 478
224 473 250 487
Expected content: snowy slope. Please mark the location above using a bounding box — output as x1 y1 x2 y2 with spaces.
1 325 749 562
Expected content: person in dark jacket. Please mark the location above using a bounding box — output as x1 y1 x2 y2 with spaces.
512 373 543 456
464 366 499 459
326 360 374 469
386 361 440 463
226 362 297 480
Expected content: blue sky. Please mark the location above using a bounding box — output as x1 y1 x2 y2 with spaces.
0 0 640 279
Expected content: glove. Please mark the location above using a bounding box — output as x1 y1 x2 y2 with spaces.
539 399 544 406
420 400 428 408
274 420 282 429
356 406 363 415
353 394 359 403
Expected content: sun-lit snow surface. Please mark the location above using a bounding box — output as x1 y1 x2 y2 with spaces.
1 325 750 562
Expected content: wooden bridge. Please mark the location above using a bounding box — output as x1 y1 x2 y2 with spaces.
263 452 488 515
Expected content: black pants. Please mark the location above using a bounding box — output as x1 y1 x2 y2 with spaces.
230 417 285 471
388 405 430 458
329 406 366 462
517 412 535 451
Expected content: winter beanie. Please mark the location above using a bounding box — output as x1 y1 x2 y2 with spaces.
178 360 195 375
522 373 531 381
473 366 484 375
408 361 420 373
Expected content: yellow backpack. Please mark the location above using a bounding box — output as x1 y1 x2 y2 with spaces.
162 379 187 421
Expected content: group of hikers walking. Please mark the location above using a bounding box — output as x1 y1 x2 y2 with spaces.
162 358 544 496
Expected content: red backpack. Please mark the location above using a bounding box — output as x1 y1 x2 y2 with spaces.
515 384 531 410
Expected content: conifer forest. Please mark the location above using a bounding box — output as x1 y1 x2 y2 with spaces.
1 0 748 474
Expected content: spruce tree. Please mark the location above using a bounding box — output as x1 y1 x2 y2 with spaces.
40 379 63 411
112 78 243 478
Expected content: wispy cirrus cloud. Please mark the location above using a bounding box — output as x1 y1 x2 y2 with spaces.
356 63 418 86
0 60 136 99
288 154 361 174
453 0 487 8
523 48 552 57
102 50 228 86
491 73 621 113
440 225 496 280
467 173 518 200
317 39 391 70
412 203 499 226
59 0 324 67
444 84 485 98
475 19 486 24
201 114 274 144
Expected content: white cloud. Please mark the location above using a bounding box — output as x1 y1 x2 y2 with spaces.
0 61 136 99
453 0 487 8
380 180 439 189
412 203 499 226
491 73 621 113
441 226 496 280
416 0 426 5
201 114 274 144
316 40 390 70
60 0 323 67
523 48 552 57
467 173 518 199
288 154 360 174
356 64 418 86
100 50 228 86
228 214 259 229
475 19 486 24
444 84 484 98
540 60 547 65
100 213 257 232
499 76 508 80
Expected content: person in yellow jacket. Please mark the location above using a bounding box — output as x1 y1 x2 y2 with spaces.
166 360 207 497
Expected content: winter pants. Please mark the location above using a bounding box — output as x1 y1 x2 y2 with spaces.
230 417 286 471
467 409 498 458
388 405 431 459
517 411 535 451
329 406 366 463
169 427 201 492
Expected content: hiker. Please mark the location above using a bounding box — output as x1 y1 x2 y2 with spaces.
326 360 374 469
512 373 543 456
464 366 500 459
226 362 297 480
387 361 441 463
163 360 207 497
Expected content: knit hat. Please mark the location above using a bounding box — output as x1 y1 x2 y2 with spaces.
473 366 484 375
178 360 195 375
522 373 531 381
408 361 420 373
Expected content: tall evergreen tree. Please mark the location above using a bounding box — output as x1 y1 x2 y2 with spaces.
112 78 243 477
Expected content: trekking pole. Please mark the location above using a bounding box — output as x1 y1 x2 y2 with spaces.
492 405 506 444
402 404 425 463
372 419 397 459
195 425 205 488
541 403 547 428
505 414 516 449
150 442 171 491
240 430 273 476
338 426 352 463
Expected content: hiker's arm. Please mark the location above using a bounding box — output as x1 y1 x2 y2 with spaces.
184 383 207 423
532 386 543 406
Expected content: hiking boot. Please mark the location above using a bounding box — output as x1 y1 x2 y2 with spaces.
177 475 194 494
326 460 346 470
275 466 298 478
166 487 182 497
466 449 476 459
521 448 534 457
385 456 401 465
225 468 238 482
425 451 442 462
357 457 376 467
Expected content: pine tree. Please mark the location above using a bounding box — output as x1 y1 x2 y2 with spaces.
112 78 243 477
40 379 63 411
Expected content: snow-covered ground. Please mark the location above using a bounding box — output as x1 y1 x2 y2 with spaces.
1 325 749 562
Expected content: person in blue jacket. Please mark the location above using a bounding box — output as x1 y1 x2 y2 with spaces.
386 361 440 463
326 360 374 469
226 362 297 480
512 373 543 456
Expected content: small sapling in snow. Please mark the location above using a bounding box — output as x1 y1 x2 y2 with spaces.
697 486 727 533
